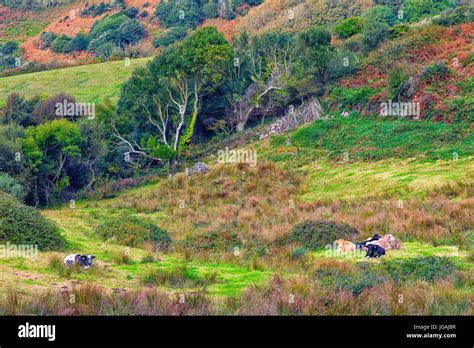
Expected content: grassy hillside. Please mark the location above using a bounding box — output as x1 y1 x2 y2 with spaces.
0 114 472 314
0 57 150 106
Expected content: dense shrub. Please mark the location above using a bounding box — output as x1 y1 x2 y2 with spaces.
315 263 386 295
155 0 203 28
363 5 397 26
0 173 26 201
0 41 17 55
0 192 65 250
121 7 139 18
284 221 359 250
420 61 450 82
432 6 474 26
0 41 19 71
330 86 380 108
63 33 89 53
381 256 457 282
152 27 187 48
334 17 365 38
360 21 389 54
50 35 73 54
96 216 172 250
327 50 359 80
31 93 77 123
181 230 242 253
88 13 129 41
404 0 451 23
38 32 57 50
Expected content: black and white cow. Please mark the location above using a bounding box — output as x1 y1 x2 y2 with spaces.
64 254 96 268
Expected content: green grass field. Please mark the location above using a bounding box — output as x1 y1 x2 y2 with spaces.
0 111 472 314
0 57 151 107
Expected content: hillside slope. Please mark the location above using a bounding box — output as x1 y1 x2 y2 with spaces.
0 57 150 106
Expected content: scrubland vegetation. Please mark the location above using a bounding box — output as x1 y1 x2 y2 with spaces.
0 0 472 315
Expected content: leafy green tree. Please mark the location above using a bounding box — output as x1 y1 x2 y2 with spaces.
22 119 84 205
298 27 334 82
116 26 233 163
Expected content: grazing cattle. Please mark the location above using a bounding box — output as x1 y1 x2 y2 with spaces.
64 254 96 268
367 238 391 251
366 244 385 258
383 234 402 250
334 239 356 253
356 234 381 250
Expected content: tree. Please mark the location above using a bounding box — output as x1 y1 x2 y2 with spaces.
298 27 334 81
116 26 233 163
22 119 84 205
232 31 296 132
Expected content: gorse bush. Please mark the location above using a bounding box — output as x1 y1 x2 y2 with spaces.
181 230 242 253
283 220 359 250
50 35 73 54
96 216 172 250
334 17 365 38
0 192 65 250
380 256 457 282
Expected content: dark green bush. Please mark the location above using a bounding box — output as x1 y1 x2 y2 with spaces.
121 7 139 18
0 41 18 55
0 192 65 250
284 221 359 250
363 5 397 26
181 230 242 253
152 27 187 48
335 17 365 39
63 33 89 53
420 61 450 82
360 21 389 54
96 216 172 250
381 256 457 282
50 35 73 54
315 263 386 295
404 0 450 23
39 32 57 50
330 86 380 108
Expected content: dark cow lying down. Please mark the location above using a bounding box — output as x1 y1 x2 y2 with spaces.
356 234 385 258
64 254 96 268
